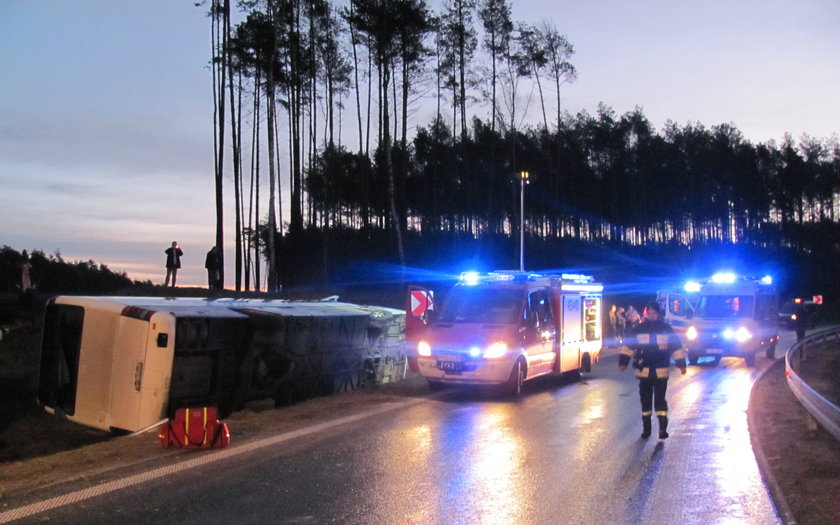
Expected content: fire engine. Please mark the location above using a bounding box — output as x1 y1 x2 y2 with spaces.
680 273 780 367
406 271 604 395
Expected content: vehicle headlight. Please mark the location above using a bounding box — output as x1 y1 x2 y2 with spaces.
483 342 508 359
686 326 698 341
418 341 432 357
791 314 797 321
723 328 735 340
735 327 752 343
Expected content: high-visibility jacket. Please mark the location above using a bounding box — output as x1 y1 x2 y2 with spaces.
619 319 686 378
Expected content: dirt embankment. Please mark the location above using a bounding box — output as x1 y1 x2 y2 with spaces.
750 351 840 525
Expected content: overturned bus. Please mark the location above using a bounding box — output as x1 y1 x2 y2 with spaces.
38 296 405 433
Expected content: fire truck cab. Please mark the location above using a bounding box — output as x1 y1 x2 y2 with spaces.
682 273 780 367
407 272 604 395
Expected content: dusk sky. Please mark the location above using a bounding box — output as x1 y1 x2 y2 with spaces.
1 0 838 286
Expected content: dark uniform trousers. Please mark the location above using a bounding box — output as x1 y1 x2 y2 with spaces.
639 373 669 418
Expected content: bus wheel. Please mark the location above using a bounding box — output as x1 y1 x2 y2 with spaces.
505 359 525 398
744 352 757 367
688 355 700 366
581 353 592 373
765 342 776 360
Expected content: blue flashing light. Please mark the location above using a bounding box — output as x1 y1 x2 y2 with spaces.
459 271 516 286
684 281 702 293
469 346 482 358
711 272 737 284
722 328 735 340
560 273 594 283
460 271 481 286
761 275 773 285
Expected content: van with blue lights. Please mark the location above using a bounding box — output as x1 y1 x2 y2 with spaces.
406 271 604 395
655 283 701 339
682 273 780 367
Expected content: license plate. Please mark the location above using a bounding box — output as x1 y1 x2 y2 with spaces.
706 348 724 354
437 355 463 373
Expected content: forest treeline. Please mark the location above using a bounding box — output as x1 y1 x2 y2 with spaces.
200 0 840 292
0 247 143 295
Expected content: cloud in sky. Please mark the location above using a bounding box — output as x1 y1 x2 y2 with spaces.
0 0 838 288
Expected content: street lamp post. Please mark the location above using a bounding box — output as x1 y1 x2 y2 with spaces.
518 171 530 271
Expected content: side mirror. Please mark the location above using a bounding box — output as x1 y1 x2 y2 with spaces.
424 309 438 324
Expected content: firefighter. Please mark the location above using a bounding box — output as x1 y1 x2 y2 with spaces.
619 302 687 439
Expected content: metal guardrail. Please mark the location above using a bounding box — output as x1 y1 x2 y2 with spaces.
785 327 840 441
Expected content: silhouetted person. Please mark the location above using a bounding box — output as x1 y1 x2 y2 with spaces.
20 250 33 292
164 241 183 287
793 304 808 342
18 250 35 316
616 307 627 339
608 305 618 344
205 246 221 290
619 302 687 439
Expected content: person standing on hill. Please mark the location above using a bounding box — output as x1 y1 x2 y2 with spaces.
20 250 33 292
204 246 221 290
164 241 183 287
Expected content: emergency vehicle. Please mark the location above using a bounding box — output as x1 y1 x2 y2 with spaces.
680 273 780 367
655 284 701 339
406 271 604 395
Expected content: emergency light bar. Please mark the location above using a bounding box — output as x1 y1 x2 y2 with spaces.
710 272 737 284
459 271 515 286
561 283 604 293
560 273 594 283
684 281 703 293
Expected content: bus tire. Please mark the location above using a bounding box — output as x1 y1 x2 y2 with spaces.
581 353 592 373
688 355 700 366
744 352 756 367
505 359 525 398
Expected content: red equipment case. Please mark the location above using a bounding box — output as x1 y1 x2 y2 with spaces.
159 407 230 449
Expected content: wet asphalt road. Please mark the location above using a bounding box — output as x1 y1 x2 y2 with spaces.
8 335 793 525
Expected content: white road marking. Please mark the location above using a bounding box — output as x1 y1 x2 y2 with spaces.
0 398 426 523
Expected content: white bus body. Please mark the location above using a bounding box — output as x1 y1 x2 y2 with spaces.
38 296 403 433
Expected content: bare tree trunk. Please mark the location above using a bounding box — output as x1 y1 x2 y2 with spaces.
382 56 405 266
227 11 242 291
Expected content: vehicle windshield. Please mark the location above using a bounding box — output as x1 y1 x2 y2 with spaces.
698 295 754 318
438 287 523 324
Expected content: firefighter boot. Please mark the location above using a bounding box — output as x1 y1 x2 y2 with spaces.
641 415 652 438
658 415 669 439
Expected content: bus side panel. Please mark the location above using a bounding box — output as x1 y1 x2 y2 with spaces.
107 317 151 432
136 313 176 430
72 307 119 431
560 294 582 372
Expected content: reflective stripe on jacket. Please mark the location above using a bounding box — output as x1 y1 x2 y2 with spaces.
619 320 686 378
